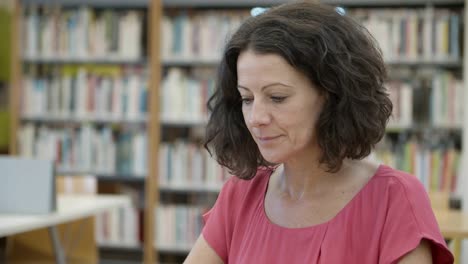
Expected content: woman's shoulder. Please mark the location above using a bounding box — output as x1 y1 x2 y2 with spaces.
220 167 273 199
364 164 431 213
371 164 427 194
364 165 453 263
346 161 427 203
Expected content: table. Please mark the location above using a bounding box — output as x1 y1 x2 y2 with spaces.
0 194 131 264
435 209 468 264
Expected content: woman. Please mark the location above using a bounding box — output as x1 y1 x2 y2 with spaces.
185 2 453 263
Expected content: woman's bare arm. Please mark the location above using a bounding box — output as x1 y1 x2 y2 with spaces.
184 234 224 264
398 239 432 264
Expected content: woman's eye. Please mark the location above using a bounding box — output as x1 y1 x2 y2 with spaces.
271 96 286 103
241 98 253 105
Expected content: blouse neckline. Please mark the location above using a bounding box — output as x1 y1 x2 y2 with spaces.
260 164 385 231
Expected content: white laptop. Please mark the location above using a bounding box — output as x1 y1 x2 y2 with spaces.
0 156 56 214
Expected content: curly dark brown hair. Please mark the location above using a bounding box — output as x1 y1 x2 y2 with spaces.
204 2 392 179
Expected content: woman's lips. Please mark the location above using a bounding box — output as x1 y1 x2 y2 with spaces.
257 135 282 144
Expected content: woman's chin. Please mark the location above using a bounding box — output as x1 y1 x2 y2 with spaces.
261 154 285 164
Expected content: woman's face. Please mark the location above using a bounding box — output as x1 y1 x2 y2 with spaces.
237 50 325 164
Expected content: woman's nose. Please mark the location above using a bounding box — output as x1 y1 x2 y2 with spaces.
247 100 271 127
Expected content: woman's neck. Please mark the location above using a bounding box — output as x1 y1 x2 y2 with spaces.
275 159 351 202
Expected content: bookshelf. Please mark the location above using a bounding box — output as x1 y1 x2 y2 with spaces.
345 2 465 196
8 0 467 263
8 0 161 263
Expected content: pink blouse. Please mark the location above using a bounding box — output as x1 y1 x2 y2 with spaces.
202 164 453 263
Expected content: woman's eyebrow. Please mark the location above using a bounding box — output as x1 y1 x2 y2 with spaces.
237 82 292 91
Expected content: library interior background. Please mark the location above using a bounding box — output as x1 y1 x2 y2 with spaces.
1 0 468 263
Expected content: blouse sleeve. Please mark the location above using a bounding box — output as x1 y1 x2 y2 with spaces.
379 173 454 264
201 177 239 263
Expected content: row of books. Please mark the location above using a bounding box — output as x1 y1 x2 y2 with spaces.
57 176 143 246
20 65 218 123
159 141 230 189
58 175 205 251
155 205 207 250
21 65 148 120
58 175 97 194
96 203 209 251
386 80 413 127
351 8 461 61
374 137 460 193
162 10 249 61
18 123 229 185
161 67 215 122
95 203 141 247
431 71 464 126
20 6 462 64
162 7 461 62
94 184 144 247
23 6 143 59
386 71 463 127
18 124 147 175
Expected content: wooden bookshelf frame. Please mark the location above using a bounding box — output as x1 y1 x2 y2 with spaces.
9 0 20 156
145 0 161 263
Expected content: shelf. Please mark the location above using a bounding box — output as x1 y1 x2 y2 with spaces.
56 170 104 176
160 184 222 193
99 260 142 264
97 175 146 183
23 56 147 65
21 0 148 8
169 57 462 68
163 58 219 67
321 0 464 6
163 0 286 8
21 0 289 7
55 172 220 191
23 0 463 8
386 124 463 132
99 243 143 251
385 58 462 68
55 170 146 178
161 117 208 127
157 244 192 254
21 115 208 127
99 244 144 264
21 115 148 125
